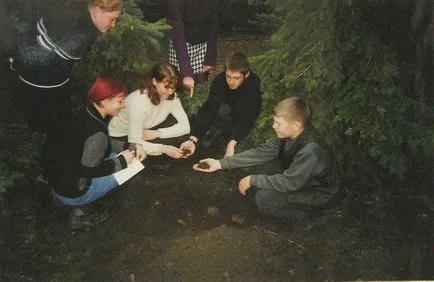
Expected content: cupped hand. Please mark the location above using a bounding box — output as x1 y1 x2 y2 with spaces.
162 145 183 159
179 140 196 158
192 158 221 172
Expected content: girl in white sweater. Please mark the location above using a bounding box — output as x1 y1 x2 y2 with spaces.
109 63 190 159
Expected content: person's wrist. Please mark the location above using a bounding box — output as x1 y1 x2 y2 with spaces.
161 144 167 154
228 139 238 147
188 136 198 145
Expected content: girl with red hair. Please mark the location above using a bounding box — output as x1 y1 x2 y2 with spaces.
46 77 138 229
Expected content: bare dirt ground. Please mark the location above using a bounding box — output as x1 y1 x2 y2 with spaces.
0 36 433 281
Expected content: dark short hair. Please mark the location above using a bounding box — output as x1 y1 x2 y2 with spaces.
88 77 127 105
140 63 179 105
224 52 250 76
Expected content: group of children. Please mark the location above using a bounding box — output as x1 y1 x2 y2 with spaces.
9 0 341 229
45 52 340 229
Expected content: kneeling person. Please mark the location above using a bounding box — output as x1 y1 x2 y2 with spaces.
193 97 340 222
109 63 190 159
180 52 261 158
46 78 141 228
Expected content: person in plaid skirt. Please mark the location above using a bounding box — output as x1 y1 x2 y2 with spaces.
168 0 218 96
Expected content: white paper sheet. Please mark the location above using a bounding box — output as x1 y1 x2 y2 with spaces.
113 159 145 185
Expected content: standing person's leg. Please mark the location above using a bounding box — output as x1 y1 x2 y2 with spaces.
40 83 73 177
13 80 73 133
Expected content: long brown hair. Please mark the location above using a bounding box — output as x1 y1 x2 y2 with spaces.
140 63 179 105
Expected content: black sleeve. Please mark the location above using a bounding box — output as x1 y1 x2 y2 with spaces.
231 76 262 142
191 75 224 139
80 132 127 179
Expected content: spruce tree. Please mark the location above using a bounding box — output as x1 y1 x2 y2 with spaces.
251 0 433 193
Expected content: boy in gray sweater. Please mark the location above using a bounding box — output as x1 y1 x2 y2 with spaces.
193 97 341 221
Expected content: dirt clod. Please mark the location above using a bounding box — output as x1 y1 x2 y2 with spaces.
182 149 191 157
197 162 210 169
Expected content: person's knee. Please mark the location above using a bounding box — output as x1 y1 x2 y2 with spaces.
254 189 283 213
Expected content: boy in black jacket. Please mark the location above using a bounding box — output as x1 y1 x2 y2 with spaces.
180 52 262 157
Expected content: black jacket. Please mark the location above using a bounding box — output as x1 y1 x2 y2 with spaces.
47 104 127 198
192 71 262 142
11 4 100 88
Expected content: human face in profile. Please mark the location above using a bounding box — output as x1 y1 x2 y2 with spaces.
153 78 175 100
100 93 126 117
90 7 121 33
225 69 248 90
272 116 302 139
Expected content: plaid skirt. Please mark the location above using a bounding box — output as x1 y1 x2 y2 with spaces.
169 39 207 75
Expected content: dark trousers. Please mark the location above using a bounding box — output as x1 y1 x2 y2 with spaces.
13 78 73 134
249 160 321 222
13 78 73 174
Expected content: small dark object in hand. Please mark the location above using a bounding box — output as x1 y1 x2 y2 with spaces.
182 149 191 156
197 161 210 169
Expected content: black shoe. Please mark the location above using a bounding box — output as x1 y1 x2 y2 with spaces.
68 205 109 230
33 175 56 208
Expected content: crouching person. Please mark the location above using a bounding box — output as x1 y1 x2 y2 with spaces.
193 97 341 225
46 77 142 229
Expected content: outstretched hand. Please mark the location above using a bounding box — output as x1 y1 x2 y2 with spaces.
162 145 183 159
192 158 221 173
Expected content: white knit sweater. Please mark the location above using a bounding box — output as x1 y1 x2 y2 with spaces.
108 89 190 155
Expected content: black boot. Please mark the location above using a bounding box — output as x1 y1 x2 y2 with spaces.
68 204 110 230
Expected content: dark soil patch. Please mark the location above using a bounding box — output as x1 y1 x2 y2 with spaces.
1 136 433 281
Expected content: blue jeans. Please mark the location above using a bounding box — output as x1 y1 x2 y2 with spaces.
53 153 120 206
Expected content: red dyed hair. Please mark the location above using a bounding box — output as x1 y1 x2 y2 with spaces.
88 77 127 105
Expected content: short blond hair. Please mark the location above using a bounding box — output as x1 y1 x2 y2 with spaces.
274 97 311 125
88 0 124 11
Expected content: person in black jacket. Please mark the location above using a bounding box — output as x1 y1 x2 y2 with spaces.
9 0 124 181
10 0 124 132
193 97 341 224
180 52 262 157
46 77 137 229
